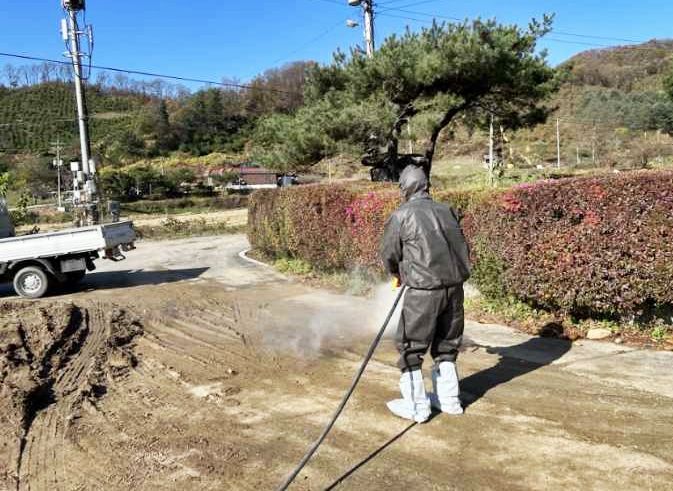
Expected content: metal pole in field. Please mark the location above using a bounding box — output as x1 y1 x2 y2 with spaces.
51 138 63 209
57 159 62 209
556 117 561 168
489 114 495 185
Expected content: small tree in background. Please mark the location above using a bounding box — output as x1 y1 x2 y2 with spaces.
254 16 558 180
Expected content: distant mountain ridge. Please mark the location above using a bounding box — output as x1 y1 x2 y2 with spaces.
2 41 673 170
563 39 673 92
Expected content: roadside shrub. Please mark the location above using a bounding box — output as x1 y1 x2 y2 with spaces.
248 183 484 271
121 195 248 215
9 192 35 226
248 185 357 269
433 188 497 216
283 185 356 269
274 257 313 275
346 190 399 268
464 170 673 318
250 170 673 320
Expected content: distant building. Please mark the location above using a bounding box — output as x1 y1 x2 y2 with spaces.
239 166 278 186
225 166 279 193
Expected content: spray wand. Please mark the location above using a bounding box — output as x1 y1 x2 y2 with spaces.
276 283 407 491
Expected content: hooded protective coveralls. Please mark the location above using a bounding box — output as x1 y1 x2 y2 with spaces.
381 165 471 421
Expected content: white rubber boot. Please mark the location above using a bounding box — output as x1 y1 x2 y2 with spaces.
430 361 464 415
386 369 432 423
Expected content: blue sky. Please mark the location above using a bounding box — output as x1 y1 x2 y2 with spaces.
1 0 671 88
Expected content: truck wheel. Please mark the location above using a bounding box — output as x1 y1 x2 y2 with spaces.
13 266 50 299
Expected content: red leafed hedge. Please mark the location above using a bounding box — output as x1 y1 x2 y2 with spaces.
247 184 355 269
248 170 673 318
346 190 400 268
465 171 673 317
247 182 398 270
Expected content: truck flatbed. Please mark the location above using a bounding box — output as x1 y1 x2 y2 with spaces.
0 221 135 263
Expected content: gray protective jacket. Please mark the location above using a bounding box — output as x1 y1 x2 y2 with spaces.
381 166 471 290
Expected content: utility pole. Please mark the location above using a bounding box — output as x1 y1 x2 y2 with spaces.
348 0 375 58
556 117 561 169
51 138 64 211
61 0 98 225
363 0 375 58
488 114 495 185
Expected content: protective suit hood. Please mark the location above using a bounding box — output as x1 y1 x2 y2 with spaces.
399 165 429 201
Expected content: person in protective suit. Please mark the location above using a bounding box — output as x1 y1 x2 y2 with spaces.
381 165 471 423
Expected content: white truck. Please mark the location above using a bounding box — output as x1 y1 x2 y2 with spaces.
0 202 136 299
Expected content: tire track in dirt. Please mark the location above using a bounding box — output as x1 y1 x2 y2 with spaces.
141 294 262 373
19 306 97 490
0 301 142 491
38 286 274 490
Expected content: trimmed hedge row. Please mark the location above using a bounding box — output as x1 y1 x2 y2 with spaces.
122 195 249 215
464 171 673 317
247 183 392 270
248 171 673 318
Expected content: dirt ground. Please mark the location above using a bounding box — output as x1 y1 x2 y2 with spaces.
0 234 672 490
127 208 248 228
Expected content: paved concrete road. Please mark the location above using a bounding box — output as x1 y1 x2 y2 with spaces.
0 234 282 298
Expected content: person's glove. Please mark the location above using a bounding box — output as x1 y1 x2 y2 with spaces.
392 276 402 289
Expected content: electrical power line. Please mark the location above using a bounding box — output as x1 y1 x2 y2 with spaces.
312 0 348 7
550 31 642 44
375 5 653 46
380 7 460 21
378 0 427 6
374 11 671 51
0 52 302 96
378 0 445 13
0 119 75 127
0 113 136 128
271 18 348 65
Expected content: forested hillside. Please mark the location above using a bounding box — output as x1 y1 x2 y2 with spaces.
0 61 311 197
2 38 673 199
0 60 310 160
485 40 673 169
0 82 149 153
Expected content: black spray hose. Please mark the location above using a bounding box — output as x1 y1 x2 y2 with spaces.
276 285 408 491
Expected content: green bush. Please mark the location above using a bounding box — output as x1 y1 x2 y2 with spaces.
274 258 313 275
121 195 248 215
247 187 291 258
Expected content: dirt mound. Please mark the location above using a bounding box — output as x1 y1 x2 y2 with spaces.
0 301 142 490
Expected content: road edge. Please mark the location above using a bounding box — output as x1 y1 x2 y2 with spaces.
238 249 272 268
